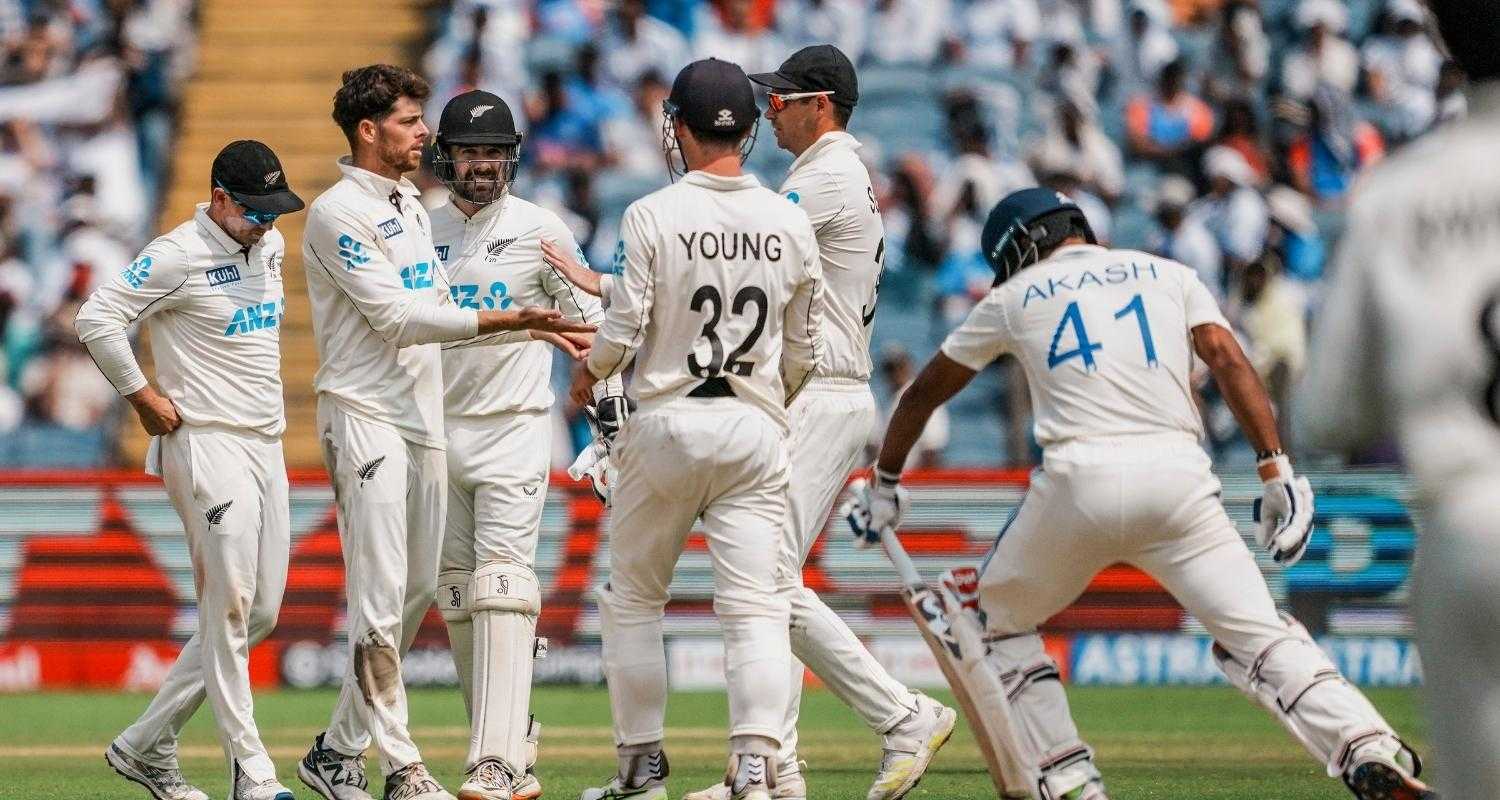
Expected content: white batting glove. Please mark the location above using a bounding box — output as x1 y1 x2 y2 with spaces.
1253 454 1316 565
842 469 909 549
567 440 617 505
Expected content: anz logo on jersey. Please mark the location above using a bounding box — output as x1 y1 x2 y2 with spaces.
121 256 153 288
223 298 285 336
401 261 435 290
450 281 513 310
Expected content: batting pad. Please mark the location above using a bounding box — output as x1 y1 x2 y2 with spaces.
468 560 541 770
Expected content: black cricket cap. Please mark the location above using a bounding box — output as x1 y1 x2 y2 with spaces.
210 140 304 214
437 89 522 147
667 58 758 135
749 44 859 110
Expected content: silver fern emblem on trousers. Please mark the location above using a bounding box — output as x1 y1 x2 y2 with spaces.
205 501 233 526
356 456 386 487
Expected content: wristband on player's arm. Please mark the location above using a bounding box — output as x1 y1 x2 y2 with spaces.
1256 450 1293 482
874 466 903 489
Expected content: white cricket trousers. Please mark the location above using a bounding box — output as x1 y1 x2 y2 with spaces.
776 380 917 762
599 399 793 752
442 410 550 571
115 425 289 784
1414 476 1500 799
317 398 446 774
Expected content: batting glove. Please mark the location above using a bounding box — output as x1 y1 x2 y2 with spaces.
842 468 909 549
1253 454 1316 565
567 440 617 505
590 395 632 446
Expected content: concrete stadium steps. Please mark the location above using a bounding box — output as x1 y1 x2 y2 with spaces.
122 0 428 469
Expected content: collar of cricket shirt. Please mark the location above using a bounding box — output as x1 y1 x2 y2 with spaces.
788 130 860 177
194 202 247 254
336 156 421 210
681 171 761 191
1052 243 1107 259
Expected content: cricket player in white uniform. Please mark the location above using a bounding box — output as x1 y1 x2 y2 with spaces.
427 89 617 800
675 45 960 800
568 58 824 800
293 65 594 800
852 188 1435 800
81 140 306 800
1301 3 1497 796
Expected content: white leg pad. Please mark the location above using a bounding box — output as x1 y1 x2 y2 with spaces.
438 569 474 721
468 560 541 771
986 633 1098 796
1213 613 1398 776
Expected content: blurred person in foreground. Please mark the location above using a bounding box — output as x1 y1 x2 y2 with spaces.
1300 1 1500 796
80 140 306 800
855 187 1434 800
293 65 591 800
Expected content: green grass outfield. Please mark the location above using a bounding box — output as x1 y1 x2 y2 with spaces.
0 686 1426 799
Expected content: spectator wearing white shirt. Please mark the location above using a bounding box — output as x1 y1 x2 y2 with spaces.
776 0 868 66
691 0 783 74
1151 174 1224 299
1111 0 1178 92
601 0 690 89
866 0 952 67
1029 93 1124 203
1280 0 1360 101
1191 145 1269 272
1361 0 1444 140
956 0 1042 71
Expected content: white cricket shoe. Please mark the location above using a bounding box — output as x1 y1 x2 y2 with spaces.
682 757 807 799
867 695 958 800
580 749 669 800
1344 738 1438 800
384 762 456 800
106 743 210 800
725 754 774 800
512 770 542 800
457 758 519 800
233 763 296 800
299 732 374 800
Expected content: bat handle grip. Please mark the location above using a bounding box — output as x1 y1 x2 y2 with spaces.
879 525 925 590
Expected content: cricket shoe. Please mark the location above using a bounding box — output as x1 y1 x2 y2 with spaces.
1344 739 1438 800
105 742 209 800
513 769 542 800
299 732 373 800
682 757 807 800
458 758 520 800
724 754 775 800
385 762 455 800
580 749 669 800
233 762 296 800
867 695 958 800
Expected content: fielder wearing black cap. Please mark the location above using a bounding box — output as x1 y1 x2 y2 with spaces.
434 89 524 206
211 139 305 216
749 44 859 113
661 57 760 178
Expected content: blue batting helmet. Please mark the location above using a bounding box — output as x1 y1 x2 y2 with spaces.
981 187 1096 285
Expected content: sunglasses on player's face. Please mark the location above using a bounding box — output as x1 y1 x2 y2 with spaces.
217 183 281 226
767 90 833 113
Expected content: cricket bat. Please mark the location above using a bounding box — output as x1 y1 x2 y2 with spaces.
847 481 1036 798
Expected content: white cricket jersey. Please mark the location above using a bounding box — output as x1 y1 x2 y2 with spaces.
779 131 883 382
75 204 286 438
586 170 825 432
302 158 479 449
1301 85 1500 497
432 193 619 416
941 243 1230 449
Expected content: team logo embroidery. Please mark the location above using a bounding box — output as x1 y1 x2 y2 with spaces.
714 109 735 127
336 234 371 271
205 501 233 526
785 191 801 205
470 104 494 121
486 238 517 262
435 245 451 262
497 574 510 594
448 586 462 608
263 170 281 186
267 252 283 280
378 218 404 239
207 264 241 286
121 256 153 288
356 456 386 487
523 484 538 496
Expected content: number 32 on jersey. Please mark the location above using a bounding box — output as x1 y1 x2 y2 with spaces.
1047 294 1159 371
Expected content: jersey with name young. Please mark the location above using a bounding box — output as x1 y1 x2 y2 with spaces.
432 194 616 416
585 171 824 432
75 204 286 438
941 243 1230 448
779 131 883 382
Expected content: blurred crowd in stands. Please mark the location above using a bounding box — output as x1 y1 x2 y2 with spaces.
0 0 194 458
417 0 1463 464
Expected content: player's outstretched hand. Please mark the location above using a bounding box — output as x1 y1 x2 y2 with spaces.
1253 456 1316 565
541 239 603 297
498 306 597 334
842 470 910 549
532 330 592 361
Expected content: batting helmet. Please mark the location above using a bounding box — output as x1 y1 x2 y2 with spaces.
434 90 523 205
981 187 1096 285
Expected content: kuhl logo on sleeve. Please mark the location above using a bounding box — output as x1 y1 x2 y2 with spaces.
378 218 404 239
435 244 451 263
